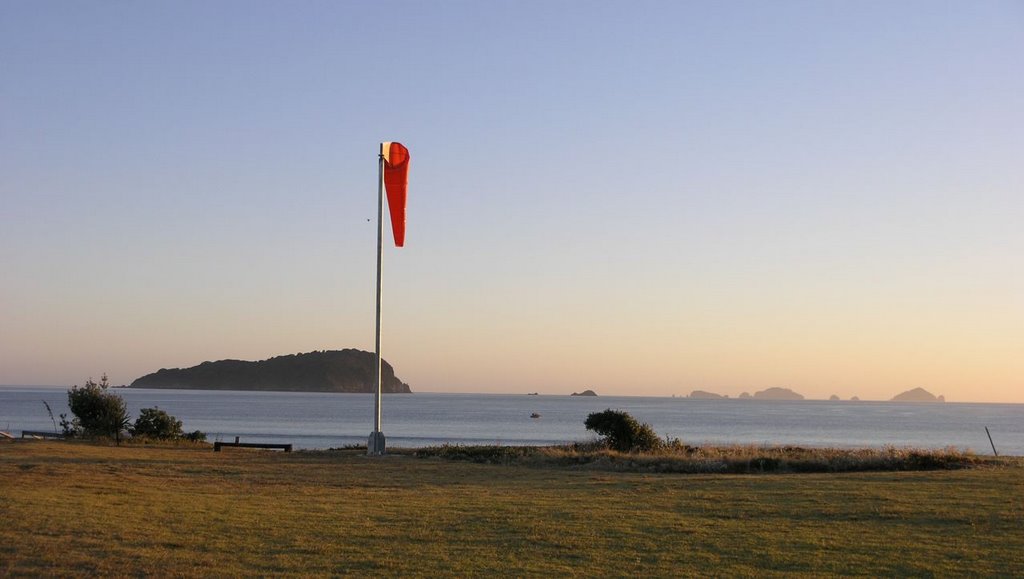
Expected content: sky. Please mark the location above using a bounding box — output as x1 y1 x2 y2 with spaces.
1 1 1022 402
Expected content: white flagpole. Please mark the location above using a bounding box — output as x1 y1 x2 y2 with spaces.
368 142 386 456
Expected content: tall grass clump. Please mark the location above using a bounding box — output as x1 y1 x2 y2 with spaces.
42 400 59 433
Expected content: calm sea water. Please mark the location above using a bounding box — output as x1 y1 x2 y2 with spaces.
1 387 1021 455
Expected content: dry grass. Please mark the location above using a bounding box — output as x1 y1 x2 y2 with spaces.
2 440 1022 577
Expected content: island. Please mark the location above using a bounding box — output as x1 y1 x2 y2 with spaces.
829 394 841 401
752 387 805 400
891 387 945 403
689 390 726 399
129 349 411 393
571 389 598 397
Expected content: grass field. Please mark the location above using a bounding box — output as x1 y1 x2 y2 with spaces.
2 441 1022 576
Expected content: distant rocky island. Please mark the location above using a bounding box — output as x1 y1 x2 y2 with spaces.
730 389 806 400
571 389 598 397
130 349 411 393
665 387 944 402
891 387 944 403
688 390 726 399
686 388 802 400
752 387 804 400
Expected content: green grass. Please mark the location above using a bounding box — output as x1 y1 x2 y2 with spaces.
2 440 1022 576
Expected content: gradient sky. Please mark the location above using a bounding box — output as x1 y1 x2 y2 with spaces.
2 1 1022 402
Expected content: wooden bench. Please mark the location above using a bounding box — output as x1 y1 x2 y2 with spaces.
213 440 292 452
21 430 64 439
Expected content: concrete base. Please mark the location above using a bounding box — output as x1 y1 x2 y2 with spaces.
367 431 386 456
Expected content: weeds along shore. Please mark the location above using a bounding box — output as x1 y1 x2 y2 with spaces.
409 442 1017 473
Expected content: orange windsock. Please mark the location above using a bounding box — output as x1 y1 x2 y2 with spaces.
382 142 410 247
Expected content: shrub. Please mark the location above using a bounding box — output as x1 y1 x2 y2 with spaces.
62 375 131 444
182 430 207 443
584 409 663 452
131 407 184 440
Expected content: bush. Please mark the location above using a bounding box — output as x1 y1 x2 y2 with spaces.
584 409 663 452
131 407 183 440
182 430 207 443
61 375 131 444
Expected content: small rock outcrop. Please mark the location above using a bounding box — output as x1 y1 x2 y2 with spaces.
829 394 841 401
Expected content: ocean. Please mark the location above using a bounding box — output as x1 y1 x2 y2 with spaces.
1 387 1021 455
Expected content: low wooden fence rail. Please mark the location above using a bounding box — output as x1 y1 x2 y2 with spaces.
21 430 65 439
213 438 292 452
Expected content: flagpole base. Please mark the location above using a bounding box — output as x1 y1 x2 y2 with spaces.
367 431 386 456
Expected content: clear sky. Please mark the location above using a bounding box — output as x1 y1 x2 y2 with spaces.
2 1 1021 402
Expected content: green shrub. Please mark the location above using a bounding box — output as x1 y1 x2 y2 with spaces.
61 375 131 444
584 409 663 452
131 407 184 440
182 430 207 443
